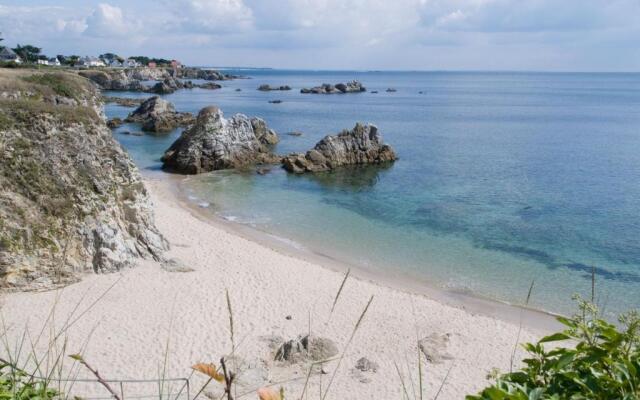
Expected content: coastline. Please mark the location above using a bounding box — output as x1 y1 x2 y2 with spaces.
165 174 561 335
0 171 560 399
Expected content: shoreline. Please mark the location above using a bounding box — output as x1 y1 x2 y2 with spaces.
158 173 561 335
1 170 558 399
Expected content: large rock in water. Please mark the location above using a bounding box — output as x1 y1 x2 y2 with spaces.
282 123 396 173
161 106 280 174
0 70 167 290
125 96 194 133
300 80 366 94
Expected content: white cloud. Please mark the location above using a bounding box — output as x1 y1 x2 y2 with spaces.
164 0 254 34
418 0 640 33
84 3 140 37
1 0 639 70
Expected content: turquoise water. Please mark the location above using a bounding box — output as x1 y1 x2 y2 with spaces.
106 70 640 318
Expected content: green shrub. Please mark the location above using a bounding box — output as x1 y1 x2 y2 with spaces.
0 359 59 399
467 297 640 399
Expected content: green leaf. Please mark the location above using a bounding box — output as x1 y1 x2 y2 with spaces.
539 332 570 343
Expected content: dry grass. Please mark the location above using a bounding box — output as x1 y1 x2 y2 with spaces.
0 68 94 102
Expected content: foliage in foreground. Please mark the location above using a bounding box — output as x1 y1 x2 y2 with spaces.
468 297 640 400
0 359 58 399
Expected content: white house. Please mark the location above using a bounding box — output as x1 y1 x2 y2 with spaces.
49 57 61 66
0 48 21 63
124 58 140 68
37 59 49 65
79 56 106 67
110 59 123 68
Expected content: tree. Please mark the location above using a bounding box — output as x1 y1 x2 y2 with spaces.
99 52 120 63
12 44 42 63
58 55 80 66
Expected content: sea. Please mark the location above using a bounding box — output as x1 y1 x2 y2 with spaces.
105 69 640 319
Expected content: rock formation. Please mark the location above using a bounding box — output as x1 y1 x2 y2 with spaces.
282 123 396 173
78 70 146 92
178 67 234 81
300 80 366 94
102 95 146 107
258 84 291 91
124 96 194 133
107 117 123 128
0 69 167 290
274 335 338 364
81 68 231 93
198 82 222 90
161 106 280 174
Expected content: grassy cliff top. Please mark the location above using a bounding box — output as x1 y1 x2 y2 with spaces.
0 69 101 130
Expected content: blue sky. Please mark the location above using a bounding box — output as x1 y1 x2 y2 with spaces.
1 0 639 71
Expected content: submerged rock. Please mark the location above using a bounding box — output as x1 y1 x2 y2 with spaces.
161 106 280 174
107 117 123 129
282 123 396 173
125 96 194 133
301 80 365 94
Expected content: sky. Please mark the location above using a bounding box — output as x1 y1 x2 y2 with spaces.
1 0 639 71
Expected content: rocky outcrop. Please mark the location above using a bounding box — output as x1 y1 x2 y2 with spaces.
198 82 222 90
82 68 229 93
0 70 167 290
161 106 280 174
258 84 291 91
78 70 146 92
127 67 171 81
149 77 193 94
102 95 146 107
282 123 396 173
178 67 234 81
300 80 365 94
124 96 194 133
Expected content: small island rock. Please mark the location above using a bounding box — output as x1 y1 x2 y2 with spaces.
161 106 280 174
124 96 194 133
300 80 366 94
282 123 396 173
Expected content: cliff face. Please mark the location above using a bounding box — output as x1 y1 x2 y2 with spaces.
0 70 167 290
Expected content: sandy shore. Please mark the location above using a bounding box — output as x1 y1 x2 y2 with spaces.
1 176 558 399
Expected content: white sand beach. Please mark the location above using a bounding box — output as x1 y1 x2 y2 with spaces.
0 177 557 399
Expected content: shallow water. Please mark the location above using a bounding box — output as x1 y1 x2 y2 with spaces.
107 70 640 318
